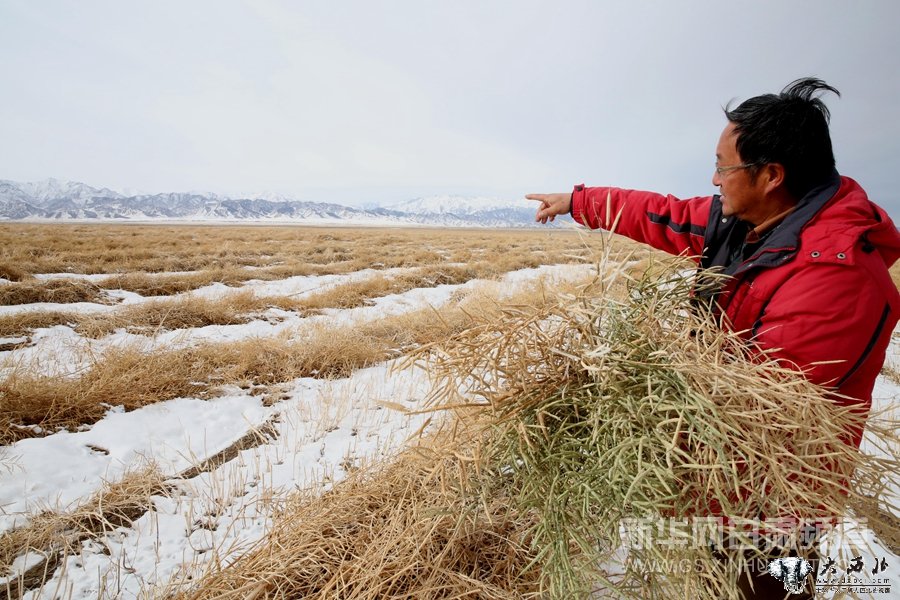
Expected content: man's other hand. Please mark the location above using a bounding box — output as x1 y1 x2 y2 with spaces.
526 193 572 224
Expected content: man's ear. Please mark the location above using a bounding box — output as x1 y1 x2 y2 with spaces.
762 163 786 193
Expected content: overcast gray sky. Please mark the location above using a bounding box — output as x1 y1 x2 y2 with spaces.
1 1 898 214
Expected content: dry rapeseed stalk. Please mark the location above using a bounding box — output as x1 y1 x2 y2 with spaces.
96 267 252 296
0 464 167 598
415 255 898 599
174 438 543 600
0 345 215 443
75 290 267 338
0 311 74 338
296 265 478 313
0 264 29 282
0 279 109 307
891 261 900 290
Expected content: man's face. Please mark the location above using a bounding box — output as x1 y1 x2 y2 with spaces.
713 122 767 224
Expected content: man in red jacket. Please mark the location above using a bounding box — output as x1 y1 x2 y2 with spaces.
527 78 900 599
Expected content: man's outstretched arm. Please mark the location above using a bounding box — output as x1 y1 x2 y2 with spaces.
527 186 713 259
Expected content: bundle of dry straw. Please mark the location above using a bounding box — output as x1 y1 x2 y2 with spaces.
175 444 543 600
178 255 897 599
419 256 898 598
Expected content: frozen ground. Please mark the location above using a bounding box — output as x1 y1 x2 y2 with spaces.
1 264 897 599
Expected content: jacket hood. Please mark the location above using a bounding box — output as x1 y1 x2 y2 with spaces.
804 176 900 268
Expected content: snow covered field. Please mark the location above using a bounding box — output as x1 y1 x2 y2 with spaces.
1 225 897 599
0 256 601 598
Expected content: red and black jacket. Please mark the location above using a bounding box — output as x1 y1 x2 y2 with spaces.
571 174 900 449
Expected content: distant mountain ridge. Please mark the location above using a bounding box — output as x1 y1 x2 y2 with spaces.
0 179 551 228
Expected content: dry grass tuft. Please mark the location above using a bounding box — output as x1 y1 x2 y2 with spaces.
297 266 477 313
98 266 257 296
0 279 109 307
891 260 900 290
206 325 391 384
174 440 542 600
0 311 76 338
1 346 214 442
0 465 167 599
75 290 270 338
0 264 29 282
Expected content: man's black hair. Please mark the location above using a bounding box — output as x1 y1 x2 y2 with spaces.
725 77 840 200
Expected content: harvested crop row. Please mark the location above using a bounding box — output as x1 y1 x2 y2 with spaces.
172 438 542 600
0 412 284 598
293 261 526 312
91 260 378 297
0 278 585 445
0 466 167 600
0 279 111 307
0 311 74 338
1 256 598 340
0 241 604 306
0 265 462 338
74 290 285 338
83 264 485 338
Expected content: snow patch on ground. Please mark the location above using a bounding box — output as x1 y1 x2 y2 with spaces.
0 394 270 534
14 361 437 599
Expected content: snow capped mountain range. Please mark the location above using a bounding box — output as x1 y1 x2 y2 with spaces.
384 195 528 215
0 179 553 228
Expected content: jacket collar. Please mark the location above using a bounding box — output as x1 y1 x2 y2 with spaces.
729 170 842 275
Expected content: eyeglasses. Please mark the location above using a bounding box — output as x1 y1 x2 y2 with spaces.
715 163 757 177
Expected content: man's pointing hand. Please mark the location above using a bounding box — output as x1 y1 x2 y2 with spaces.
526 193 572 224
